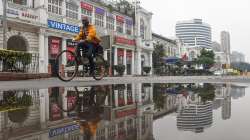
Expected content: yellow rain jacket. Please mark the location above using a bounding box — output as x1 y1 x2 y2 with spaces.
73 25 101 44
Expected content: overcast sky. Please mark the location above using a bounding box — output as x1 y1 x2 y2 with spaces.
137 0 250 62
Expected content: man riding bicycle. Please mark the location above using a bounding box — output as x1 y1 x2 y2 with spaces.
73 17 102 75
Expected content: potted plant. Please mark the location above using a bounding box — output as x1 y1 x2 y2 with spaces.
143 66 151 75
114 65 125 76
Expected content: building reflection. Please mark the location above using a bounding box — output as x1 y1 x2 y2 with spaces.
152 83 246 133
0 83 154 140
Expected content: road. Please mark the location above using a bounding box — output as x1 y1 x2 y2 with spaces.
0 76 250 90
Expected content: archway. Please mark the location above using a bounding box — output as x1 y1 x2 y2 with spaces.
7 35 27 51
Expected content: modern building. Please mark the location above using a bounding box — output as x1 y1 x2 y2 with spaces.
221 31 231 64
230 51 245 63
152 33 180 57
0 0 154 76
175 19 212 49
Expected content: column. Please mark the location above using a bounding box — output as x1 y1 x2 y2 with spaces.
136 50 141 75
45 89 50 121
44 36 49 73
124 85 127 105
114 90 118 107
149 84 153 102
149 51 153 75
114 47 118 75
132 50 135 75
39 89 47 129
104 50 108 60
62 38 67 65
124 50 127 75
39 29 45 73
132 84 136 104
62 88 67 117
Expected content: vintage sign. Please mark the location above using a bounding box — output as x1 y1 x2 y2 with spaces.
49 124 80 137
81 2 93 11
48 20 80 33
115 36 136 46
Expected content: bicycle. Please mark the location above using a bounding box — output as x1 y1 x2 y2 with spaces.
55 41 106 82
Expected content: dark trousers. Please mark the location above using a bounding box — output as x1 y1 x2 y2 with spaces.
77 41 95 74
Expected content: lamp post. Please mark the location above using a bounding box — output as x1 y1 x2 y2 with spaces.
2 0 7 49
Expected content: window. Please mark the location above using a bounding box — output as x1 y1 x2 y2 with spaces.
126 24 132 35
116 21 124 33
48 0 62 15
140 18 145 39
81 9 92 24
106 16 114 30
66 2 78 19
95 14 104 27
8 0 27 5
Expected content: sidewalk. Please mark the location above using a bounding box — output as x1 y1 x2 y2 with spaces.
0 72 50 81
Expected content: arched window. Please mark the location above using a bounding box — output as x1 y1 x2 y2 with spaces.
140 19 145 39
7 35 27 51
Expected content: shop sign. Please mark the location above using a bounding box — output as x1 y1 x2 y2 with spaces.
50 103 62 121
50 38 60 55
48 20 80 33
81 2 93 11
49 124 80 137
116 15 124 23
95 7 105 15
116 108 137 118
115 36 136 46
21 12 38 20
6 8 19 17
106 13 114 18
126 19 133 26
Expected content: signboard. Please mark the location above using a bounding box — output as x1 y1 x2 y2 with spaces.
117 49 124 57
80 2 93 11
48 20 80 33
115 36 136 46
116 108 137 118
50 103 62 121
66 39 77 61
49 124 80 137
49 37 61 56
116 15 124 23
95 7 105 15
21 12 38 20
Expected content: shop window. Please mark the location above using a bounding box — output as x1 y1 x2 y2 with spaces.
81 9 92 24
48 0 62 15
106 16 114 30
126 24 132 35
95 14 104 27
66 2 78 20
8 0 27 5
108 125 116 138
116 21 124 33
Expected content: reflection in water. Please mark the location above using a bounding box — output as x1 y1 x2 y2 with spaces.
0 83 154 140
153 83 246 134
0 83 247 140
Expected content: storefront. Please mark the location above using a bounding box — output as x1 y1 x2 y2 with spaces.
112 36 136 76
46 19 80 76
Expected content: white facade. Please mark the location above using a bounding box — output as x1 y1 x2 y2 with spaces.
221 31 231 64
0 0 153 76
230 51 245 63
152 33 180 57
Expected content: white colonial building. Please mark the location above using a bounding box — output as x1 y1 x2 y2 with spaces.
0 0 153 76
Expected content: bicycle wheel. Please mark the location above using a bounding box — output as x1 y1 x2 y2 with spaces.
56 50 78 82
92 55 105 81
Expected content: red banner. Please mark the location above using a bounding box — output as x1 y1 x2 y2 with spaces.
81 2 93 11
126 51 132 58
116 108 137 118
51 103 62 121
117 49 124 57
115 36 136 46
116 15 124 23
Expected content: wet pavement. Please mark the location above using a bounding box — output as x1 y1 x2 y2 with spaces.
0 82 249 140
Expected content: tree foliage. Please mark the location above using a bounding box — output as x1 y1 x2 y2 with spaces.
153 43 166 68
196 49 215 70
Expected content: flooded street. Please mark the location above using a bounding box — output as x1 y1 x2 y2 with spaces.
0 83 249 140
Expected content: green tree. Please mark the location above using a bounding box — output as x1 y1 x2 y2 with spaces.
196 49 215 70
153 43 166 74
